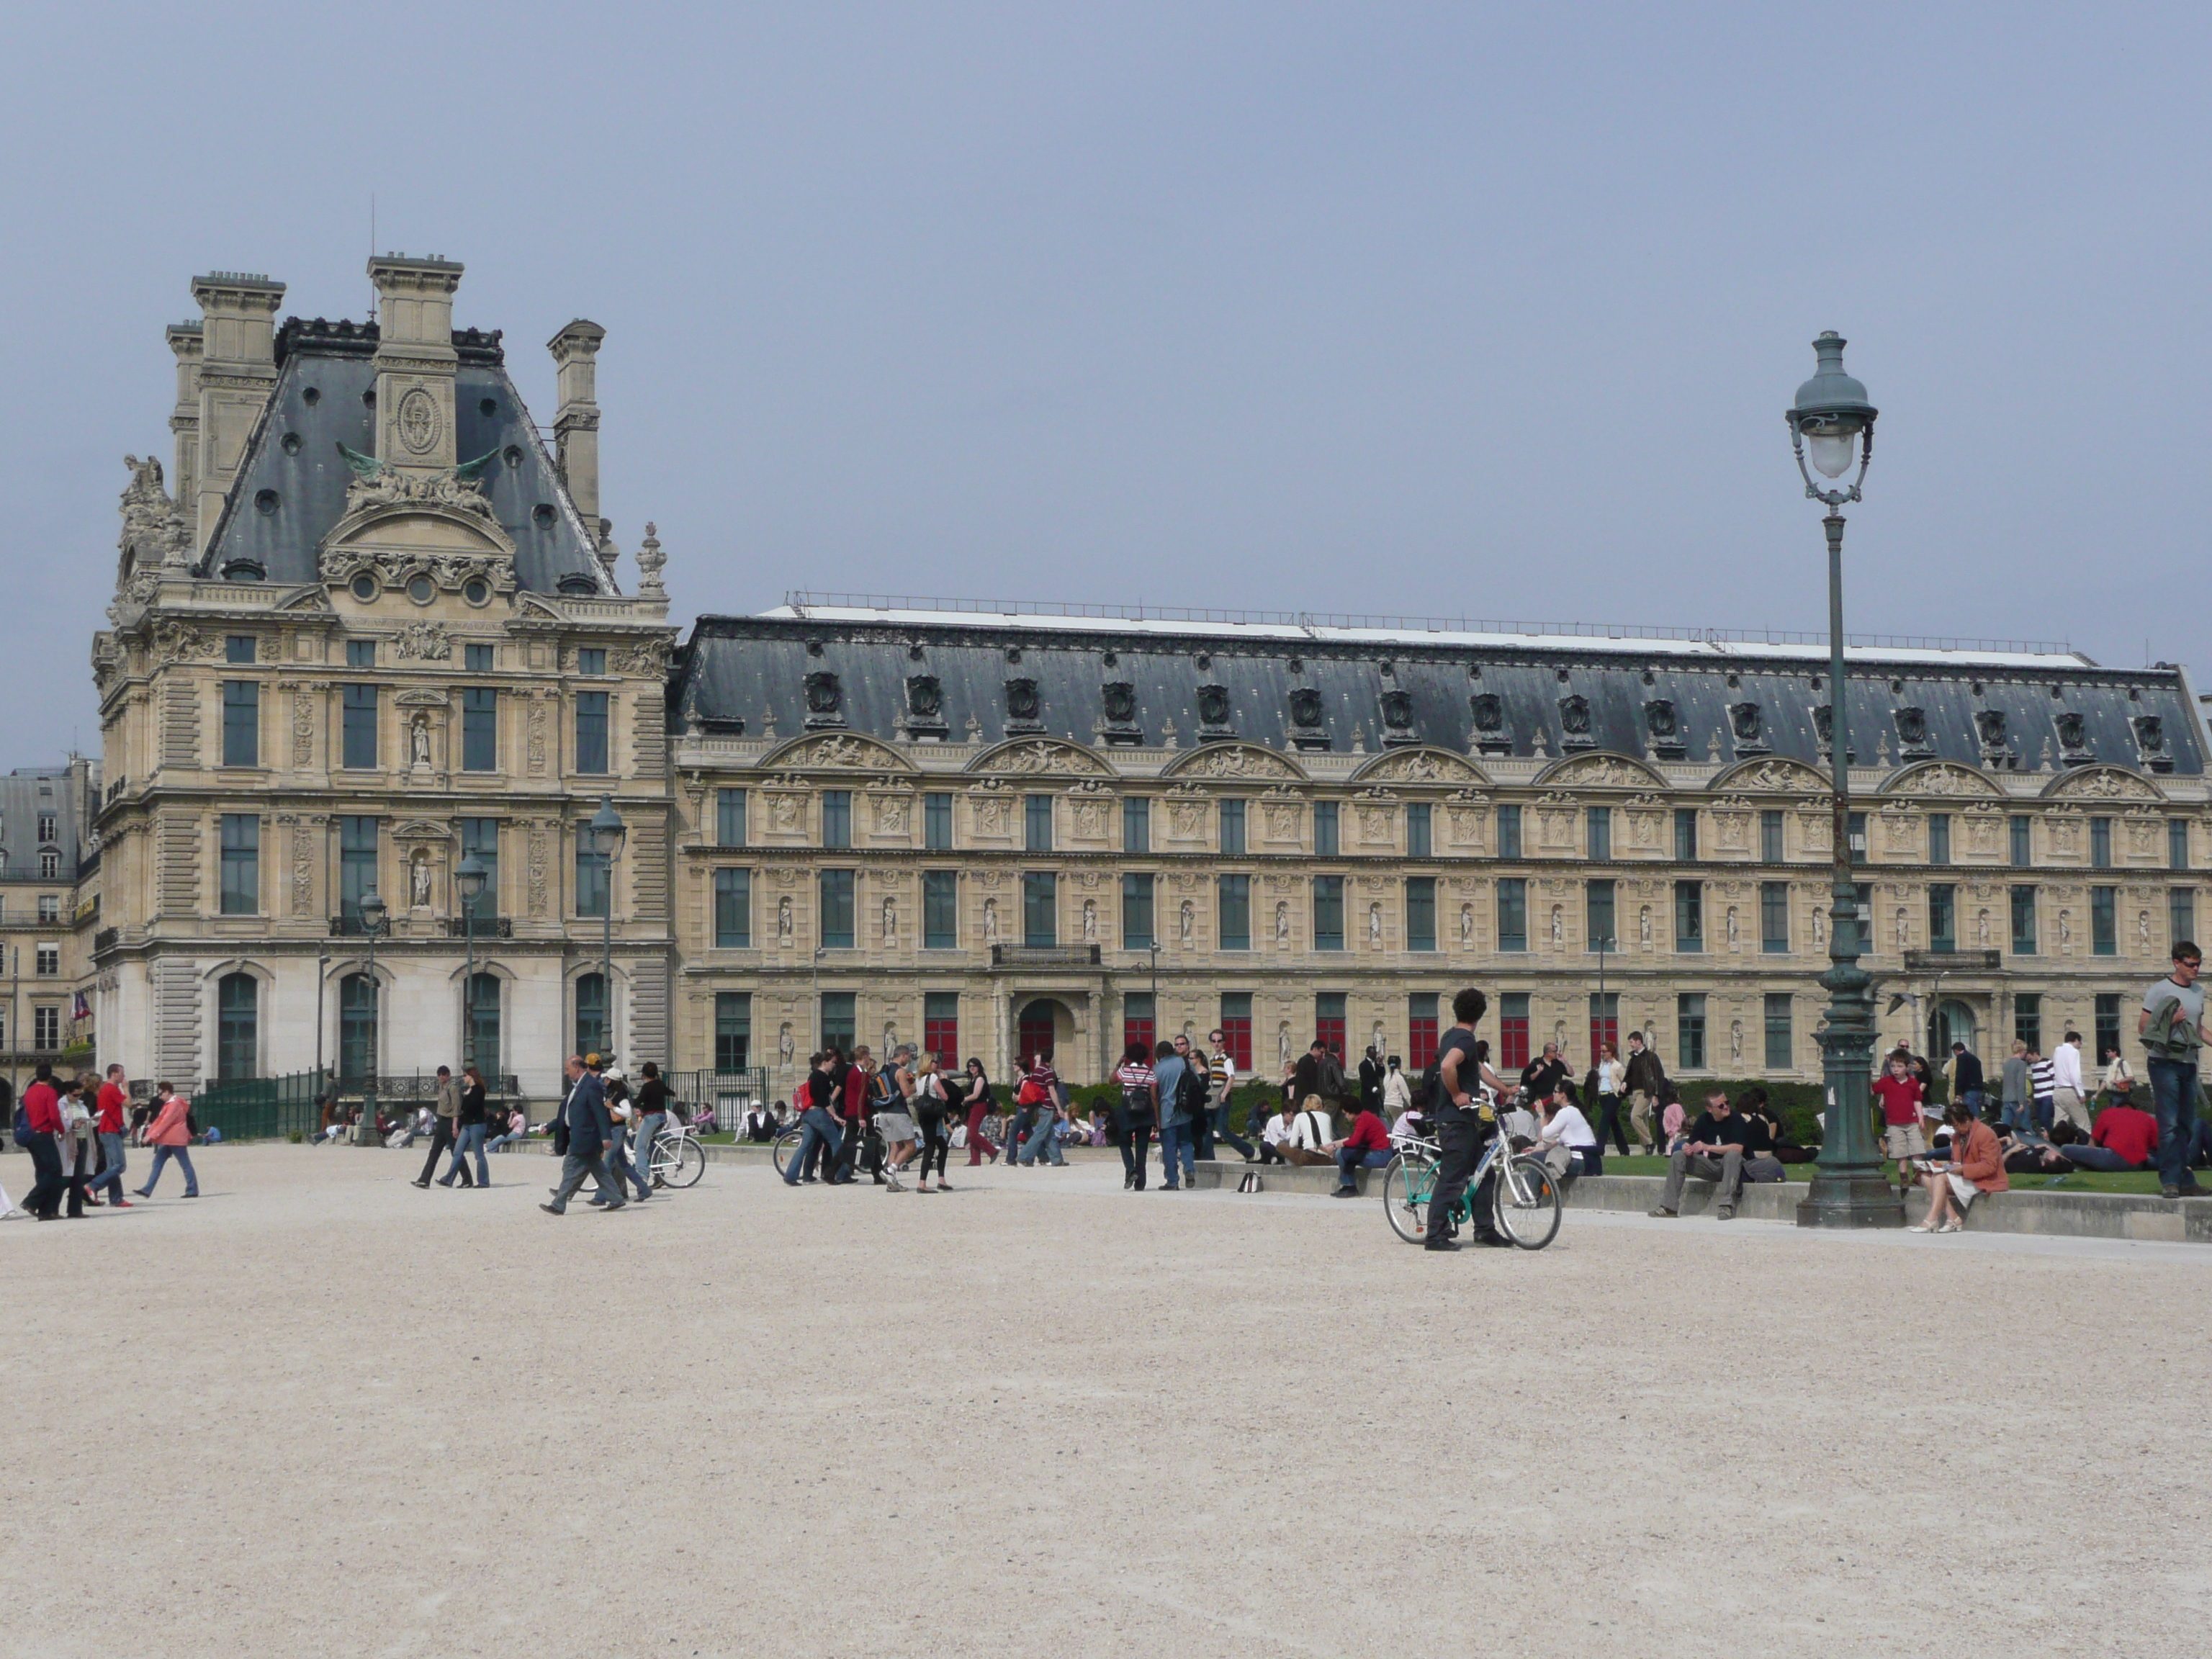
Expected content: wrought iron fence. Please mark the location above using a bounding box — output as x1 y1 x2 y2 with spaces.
668 1067 774 1132
333 1071 523 1103
192 1069 330 1142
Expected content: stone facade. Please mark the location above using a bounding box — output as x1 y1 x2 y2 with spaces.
1 759 100 1089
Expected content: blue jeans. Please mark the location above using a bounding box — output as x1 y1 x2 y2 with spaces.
787 1107 842 1184
2060 1144 2147 1173
634 1113 667 1184
446 1121 490 1186
1158 1118 1196 1187
1210 1105 1255 1161
608 1125 652 1200
1961 1089 1986 1118
138 1144 197 1197
1019 1115 1064 1166
1334 1146 1393 1191
485 1130 524 1153
94 1130 127 1202
2146 1058 2203 1192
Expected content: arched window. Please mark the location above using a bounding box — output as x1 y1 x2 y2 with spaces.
340 973 378 1081
217 972 258 1080
575 972 606 1059
466 972 500 1074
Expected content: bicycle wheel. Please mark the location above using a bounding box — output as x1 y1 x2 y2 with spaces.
1382 1152 1437 1244
1492 1155 1563 1250
664 1137 707 1189
771 1125 804 1180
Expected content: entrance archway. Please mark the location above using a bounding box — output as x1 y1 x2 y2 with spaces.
1017 999 1059 1066
1928 998 1977 1061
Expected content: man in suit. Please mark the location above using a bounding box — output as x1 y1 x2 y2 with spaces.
541 1054 624 1215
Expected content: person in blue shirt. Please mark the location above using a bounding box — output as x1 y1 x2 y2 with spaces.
1154 1033 1202 1191
541 1054 624 1215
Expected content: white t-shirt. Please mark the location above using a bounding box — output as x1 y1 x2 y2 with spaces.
1262 1112 1296 1147
2051 1042 2083 1094
1288 1109 1332 1150
1596 1058 1624 1096
1539 1103 1598 1150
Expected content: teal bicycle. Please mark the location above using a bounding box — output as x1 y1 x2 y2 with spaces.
1380 1121 1563 1250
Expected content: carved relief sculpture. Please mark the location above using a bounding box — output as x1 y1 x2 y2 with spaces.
778 896 795 944
1276 901 1290 944
1179 900 1195 946
1460 904 1475 948
984 897 999 943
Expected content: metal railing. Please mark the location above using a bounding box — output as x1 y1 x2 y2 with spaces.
989 944 1101 967
192 1068 330 1142
332 1070 523 1104
669 1067 774 1132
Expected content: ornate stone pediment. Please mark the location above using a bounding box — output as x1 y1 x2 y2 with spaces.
2041 764 2162 802
1161 742 1305 782
390 819 452 842
966 737 1113 777
1349 747 1491 786
759 732 916 773
394 687 451 707
1881 760 2004 799
1533 751 1668 791
1712 756 1833 794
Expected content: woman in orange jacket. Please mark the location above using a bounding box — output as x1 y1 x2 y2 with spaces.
1910 1100 2007 1233
134 1084 199 1200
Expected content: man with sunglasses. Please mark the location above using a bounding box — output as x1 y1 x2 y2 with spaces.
2139 941 2212 1199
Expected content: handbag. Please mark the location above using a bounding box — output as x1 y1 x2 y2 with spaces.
1016 1077 1044 1107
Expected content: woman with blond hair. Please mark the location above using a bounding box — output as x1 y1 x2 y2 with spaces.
912 1051 953 1193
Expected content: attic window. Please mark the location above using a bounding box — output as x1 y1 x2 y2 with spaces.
351 573 379 601
302 386 321 406
480 397 497 417
557 574 598 596
406 575 436 604
281 432 302 456
503 446 523 469
462 577 490 606
220 559 266 582
533 503 556 529
254 489 279 516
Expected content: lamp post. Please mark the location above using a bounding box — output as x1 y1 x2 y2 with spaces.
352 889 388 1146
1594 933 1617 1064
1787 331 1905 1228
590 796 625 1062
457 851 487 1076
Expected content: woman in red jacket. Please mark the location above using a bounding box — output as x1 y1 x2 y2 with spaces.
1910 1100 2007 1233
134 1084 199 1200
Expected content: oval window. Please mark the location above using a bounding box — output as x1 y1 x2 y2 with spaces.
406 575 436 604
532 503 555 529
350 573 378 602
280 431 302 456
462 577 491 606
302 386 321 406
253 489 279 516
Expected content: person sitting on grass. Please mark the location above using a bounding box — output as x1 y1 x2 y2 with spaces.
1648 1089 1755 1221
1733 1087 1787 1185
2058 1093 2159 1174
1327 1100 1396 1196
1910 1101 2008 1232
1531 1081 1601 1177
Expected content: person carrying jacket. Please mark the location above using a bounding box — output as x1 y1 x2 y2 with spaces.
541 1055 621 1215
1622 1032 1665 1155
412 1066 461 1189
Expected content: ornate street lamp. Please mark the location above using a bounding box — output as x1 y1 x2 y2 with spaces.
1788 332 1904 1228
590 796 625 1061
457 851 487 1076
353 889 389 1146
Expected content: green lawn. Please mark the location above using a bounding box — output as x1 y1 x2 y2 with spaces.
1596 1154 2169 1195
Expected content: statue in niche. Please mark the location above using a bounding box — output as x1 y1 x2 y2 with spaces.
1730 1020 1744 1065
1368 902 1383 945
1978 909 1992 949
777 895 793 944
411 853 431 908
1895 909 1909 952
1277 901 1291 944
1460 904 1475 948
1812 908 1826 948
881 896 896 945
1639 906 1653 947
410 713 433 768
2058 909 2072 950
1278 1022 1292 1066
984 896 999 943
778 1022 794 1063
2140 911 2153 953
1083 899 1097 942
1726 907 1740 947
1372 1022 1386 1058
1549 905 1563 945
1179 899 1195 946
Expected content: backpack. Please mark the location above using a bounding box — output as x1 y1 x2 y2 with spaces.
9 1100 28 1148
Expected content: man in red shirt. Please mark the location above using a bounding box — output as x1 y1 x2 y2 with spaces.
1327 1102 1395 1196
19 1062 68 1220
91 1063 132 1208
1872 1053 1927 1188
2060 1099 2159 1173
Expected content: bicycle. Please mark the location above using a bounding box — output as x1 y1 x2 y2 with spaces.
645 1118 709 1190
1380 1123 1562 1250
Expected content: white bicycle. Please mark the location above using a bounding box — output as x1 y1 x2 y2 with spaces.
645 1118 709 1189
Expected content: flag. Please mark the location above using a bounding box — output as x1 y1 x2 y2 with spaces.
73 990 92 1024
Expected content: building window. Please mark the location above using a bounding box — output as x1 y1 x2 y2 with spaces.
1122 873 1154 949
2172 888 2196 948
1122 796 1149 854
923 871 958 948
1220 799 1246 856
1675 881 1704 953
37 894 55 923
341 684 377 768
222 681 259 767
457 818 498 920
714 992 751 1071
1677 993 1707 1070
466 973 500 1073
1315 992 1347 1061
1022 873 1057 947
1848 811 1867 865
925 792 953 850
717 789 747 848
1408 994 1439 1070
1406 877 1437 951
1763 994 1794 1071
462 686 497 771
1496 878 1527 952
1928 884 1955 954
1674 809 1698 860
819 992 856 1056
32 1005 58 1051
575 974 608 1057
2090 817 2113 869
1313 876 1345 950
37 814 54 845
1588 807 1612 863
35 944 58 976
1220 992 1254 1069
1758 882 1789 954
339 973 377 1079
216 972 257 1078
714 868 752 948
1218 875 1251 950
2091 885 2117 956
819 870 855 948
1123 992 1155 1055
923 992 959 1067
1406 803 1432 859
1586 878 1616 951
575 691 609 774
39 851 58 881
339 816 378 921
820 790 852 850
577 648 606 676
1928 813 1951 866
1025 793 1054 853
347 640 374 668
1589 991 1619 1063
465 643 494 673
1313 801 1339 858
1853 882 1873 955
1499 993 1531 1071
576 824 611 919
2010 814 2032 868
2014 993 2041 1053
1497 805 1522 860
2010 886 2038 955
226 634 257 664
220 814 259 915
1755 809 1781 864
2172 819 2191 872
2096 994 2122 1070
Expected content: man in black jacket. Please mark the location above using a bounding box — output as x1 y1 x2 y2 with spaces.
1648 1090 1753 1220
541 1055 624 1215
1622 1031 1666 1154
1519 1043 1568 1107
1950 1041 1987 1118
1359 1046 1386 1116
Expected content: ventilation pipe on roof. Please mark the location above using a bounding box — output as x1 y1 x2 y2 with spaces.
549 318 606 526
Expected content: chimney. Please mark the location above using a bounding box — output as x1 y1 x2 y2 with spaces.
548 319 606 524
368 254 464 475
189 271 284 549
166 322 202 515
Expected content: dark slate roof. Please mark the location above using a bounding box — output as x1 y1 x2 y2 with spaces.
0 767 86 884
670 607 2204 779
197 320 609 596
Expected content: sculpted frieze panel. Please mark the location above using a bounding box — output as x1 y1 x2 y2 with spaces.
1161 743 1302 782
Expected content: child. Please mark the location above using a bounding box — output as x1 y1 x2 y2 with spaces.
1660 1094 1687 1155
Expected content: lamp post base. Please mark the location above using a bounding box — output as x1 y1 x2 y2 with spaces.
1796 1163 1906 1228
352 1090 380 1148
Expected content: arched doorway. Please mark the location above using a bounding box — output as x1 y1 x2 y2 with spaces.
1017 999 1058 1066
1928 998 1977 1061
217 972 258 1080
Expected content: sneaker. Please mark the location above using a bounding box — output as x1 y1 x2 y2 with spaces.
1423 1238 1462 1252
1715 1207 1735 1220
412 1179 432 1189
884 1173 907 1192
1646 1207 1678 1218
2162 1186 2182 1199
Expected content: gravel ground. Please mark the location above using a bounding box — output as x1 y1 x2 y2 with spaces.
2 1144 2204 1659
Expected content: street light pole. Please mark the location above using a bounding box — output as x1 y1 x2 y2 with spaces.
353 889 387 1146
457 851 487 1078
1788 332 1905 1228
590 796 625 1063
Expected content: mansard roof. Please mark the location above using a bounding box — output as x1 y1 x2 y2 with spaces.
197 319 610 597
669 601 2207 779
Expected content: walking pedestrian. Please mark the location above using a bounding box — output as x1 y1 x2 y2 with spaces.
1113 1040 1159 1190
19 1063 68 1219
633 1061 671 1187
1998 1040 2030 1132
961 1057 1000 1165
1154 1033 1201 1191
413 1066 460 1188
782 1052 844 1186
2051 1030 2091 1135
873 1054 920 1191
541 1055 624 1215
1622 1031 1664 1155
1016 1062 1066 1166
1593 1040 1629 1157
91 1064 132 1208
601 1064 652 1204
62 1076 98 1217
827 1048 878 1185
134 1083 199 1200
2139 939 2212 1199
1206 1029 1256 1161
1423 989 1511 1251
912 1052 952 1192
442 1063 491 1189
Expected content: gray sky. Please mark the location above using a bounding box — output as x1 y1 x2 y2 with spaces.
6 3 2208 764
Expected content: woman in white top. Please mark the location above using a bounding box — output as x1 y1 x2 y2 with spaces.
1535 1082 1603 1177
1592 1041 1628 1160
1381 1057 1414 1118
1280 1094 1336 1166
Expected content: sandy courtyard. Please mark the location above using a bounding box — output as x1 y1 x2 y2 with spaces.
1 1143 2203 1658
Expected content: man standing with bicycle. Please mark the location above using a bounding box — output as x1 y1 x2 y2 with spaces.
1424 988 1510 1251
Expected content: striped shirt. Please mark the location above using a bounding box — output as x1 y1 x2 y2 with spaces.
2030 1058 2056 1101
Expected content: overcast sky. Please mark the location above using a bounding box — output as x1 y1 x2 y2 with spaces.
5 2 2208 764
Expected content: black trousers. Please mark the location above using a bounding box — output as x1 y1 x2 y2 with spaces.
917 1115 948 1179
66 1136 93 1217
24 1134 67 1218
1596 1094 1629 1157
1424 1110 1503 1244
1116 1113 1152 1187
418 1118 457 1184
830 1118 878 1183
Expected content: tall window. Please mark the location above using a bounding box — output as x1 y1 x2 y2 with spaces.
339 973 377 1079
1406 803 1432 859
37 894 55 922
338 816 378 922
1496 878 1527 952
1761 809 1785 864
1589 992 1619 1063
1677 993 1707 1070
2096 994 2122 1070
576 824 610 918
1219 799 1246 856
1674 809 1698 860
222 681 259 767
1313 876 1345 950
32 1006 58 1050
1927 884 1956 953
1123 992 1155 1054
716 788 747 848
714 868 752 948
1219 992 1253 1069
1763 994 1794 1071
1588 806 1612 863
925 792 953 850
466 973 500 1073
819 992 856 1056
1122 873 1154 948
341 684 377 769
714 992 751 1071
1676 881 1704 952
2172 819 2191 871
2090 817 2113 869
924 992 960 1066
1498 993 1531 1071
575 973 608 1056
923 871 958 948
226 635 257 664
1760 881 1789 953
2171 888 2195 947
1123 796 1150 854
1406 877 1437 951
217 972 258 1079
1848 811 1867 865
1313 801 1339 858
819 870 855 948
1407 994 1439 1070
1218 875 1251 950
2010 886 2038 955
575 691 609 773
1497 804 1522 860
1586 879 1616 950
220 814 258 914
821 790 852 849
2014 993 2041 1053
35 945 58 976
1315 992 1347 1060
1022 872 1056 947
465 643 494 673
1927 812 1951 866
2010 814 2033 868
2091 885 2117 956
459 818 498 920
1025 794 1054 852
462 686 497 771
